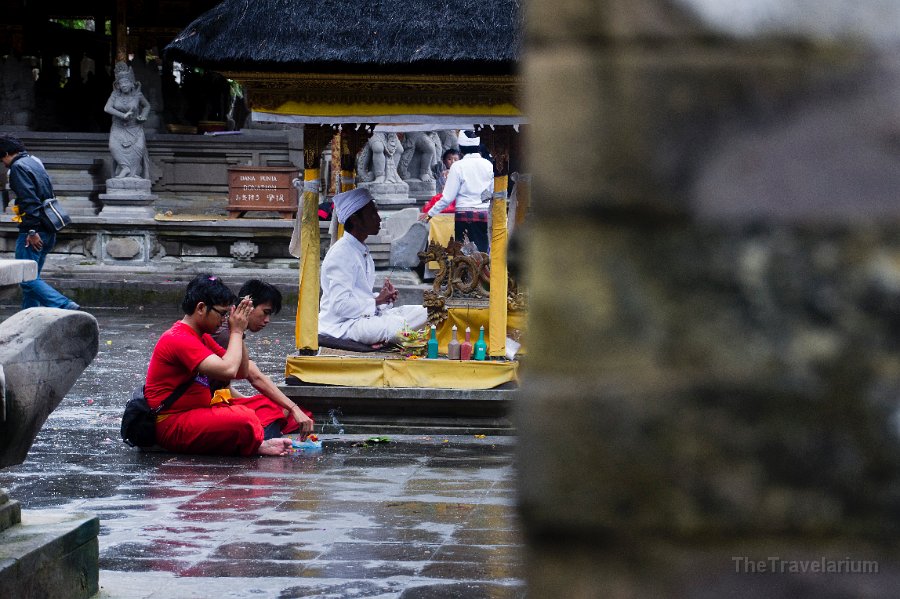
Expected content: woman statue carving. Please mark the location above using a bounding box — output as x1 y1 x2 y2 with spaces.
104 61 151 179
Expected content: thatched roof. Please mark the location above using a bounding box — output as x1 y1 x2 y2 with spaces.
165 0 522 74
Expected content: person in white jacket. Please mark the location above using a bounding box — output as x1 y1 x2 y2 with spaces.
319 188 428 345
419 130 495 252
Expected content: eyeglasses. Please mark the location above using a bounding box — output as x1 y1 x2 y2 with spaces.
208 306 230 319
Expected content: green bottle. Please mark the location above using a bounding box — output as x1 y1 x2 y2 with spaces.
473 325 487 361
427 324 439 358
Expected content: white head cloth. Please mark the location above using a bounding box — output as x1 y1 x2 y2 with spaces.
333 187 374 224
458 130 480 147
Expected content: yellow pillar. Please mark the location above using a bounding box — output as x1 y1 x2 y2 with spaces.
295 168 321 352
488 175 509 358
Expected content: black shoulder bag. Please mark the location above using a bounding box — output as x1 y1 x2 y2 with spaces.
14 158 71 232
121 378 193 448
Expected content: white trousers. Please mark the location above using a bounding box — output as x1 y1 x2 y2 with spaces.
344 305 429 344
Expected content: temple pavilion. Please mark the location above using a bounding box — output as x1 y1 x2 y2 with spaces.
165 0 528 392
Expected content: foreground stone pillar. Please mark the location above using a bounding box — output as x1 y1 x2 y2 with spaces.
518 1 900 596
0 308 100 599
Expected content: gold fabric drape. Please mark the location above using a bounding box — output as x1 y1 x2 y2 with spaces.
488 175 508 357
285 355 519 389
295 168 321 350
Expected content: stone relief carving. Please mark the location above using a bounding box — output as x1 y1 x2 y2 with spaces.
230 241 259 261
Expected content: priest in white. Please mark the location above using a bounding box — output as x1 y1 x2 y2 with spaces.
319 188 429 345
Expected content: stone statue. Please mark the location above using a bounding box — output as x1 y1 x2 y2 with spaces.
398 131 440 181
356 131 403 184
104 61 151 179
355 131 410 204
437 129 459 154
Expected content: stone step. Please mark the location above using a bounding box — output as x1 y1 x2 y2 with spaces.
0 492 21 532
0 510 99 599
280 383 516 435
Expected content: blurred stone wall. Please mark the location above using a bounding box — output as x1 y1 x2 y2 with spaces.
517 0 900 596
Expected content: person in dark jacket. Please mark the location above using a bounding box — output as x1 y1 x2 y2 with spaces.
0 134 79 310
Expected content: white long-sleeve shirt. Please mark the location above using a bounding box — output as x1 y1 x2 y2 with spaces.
427 153 494 217
318 234 378 338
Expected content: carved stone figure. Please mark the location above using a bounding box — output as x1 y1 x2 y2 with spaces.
356 131 403 184
399 131 440 181
437 129 459 154
104 61 152 179
356 132 409 203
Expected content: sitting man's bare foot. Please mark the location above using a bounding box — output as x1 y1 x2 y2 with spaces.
257 438 292 456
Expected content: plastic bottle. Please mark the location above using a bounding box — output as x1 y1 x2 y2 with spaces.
447 325 461 360
427 324 439 359
474 326 487 361
460 326 473 360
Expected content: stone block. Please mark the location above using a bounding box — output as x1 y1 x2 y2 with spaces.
523 220 646 375
0 511 99 599
526 0 703 42
358 181 410 204
0 495 21 532
0 309 99 468
182 244 218 257
526 42 860 215
528 0 900 44
405 179 437 203
104 236 143 260
0 259 37 286
383 208 422 239
390 221 430 268
517 371 900 538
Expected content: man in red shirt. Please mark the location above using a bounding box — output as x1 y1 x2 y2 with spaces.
144 274 299 456
212 279 314 438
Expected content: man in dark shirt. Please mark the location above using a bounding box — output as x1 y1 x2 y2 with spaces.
0 134 79 310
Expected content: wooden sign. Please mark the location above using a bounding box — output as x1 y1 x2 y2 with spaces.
227 166 299 219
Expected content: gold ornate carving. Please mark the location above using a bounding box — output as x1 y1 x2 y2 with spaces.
220 71 521 110
418 238 527 317
422 290 449 327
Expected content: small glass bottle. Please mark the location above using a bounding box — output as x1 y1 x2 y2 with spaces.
474 326 487 361
427 324 439 359
447 325 461 360
460 326 473 360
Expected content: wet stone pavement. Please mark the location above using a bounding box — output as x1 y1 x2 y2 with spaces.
0 307 524 598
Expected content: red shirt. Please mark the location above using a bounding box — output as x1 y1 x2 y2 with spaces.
421 193 455 214
145 321 226 412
